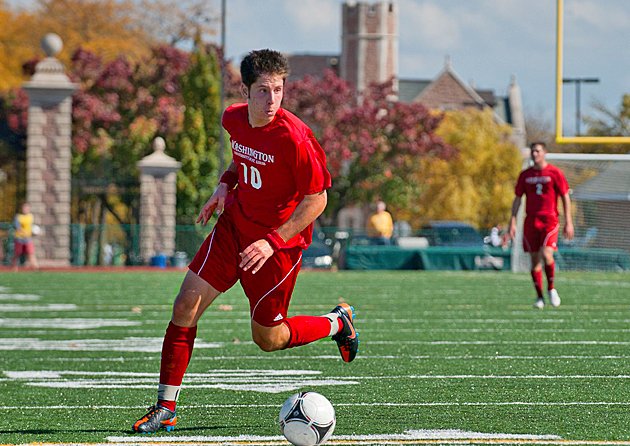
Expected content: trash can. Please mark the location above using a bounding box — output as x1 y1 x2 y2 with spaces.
171 251 189 268
150 253 167 268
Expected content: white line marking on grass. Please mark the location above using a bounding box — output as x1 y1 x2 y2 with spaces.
0 293 41 300
3 401 630 410
398 328 630 333
0 337 222 352
23 440 630 446
8 370 630 383
24 354 630 363
369 318 568 324
347 374 630 380
369 340 630 345
0 303 76 311
0 318 141 329
104 430 561 444
4 369 358 394
110 430 565 445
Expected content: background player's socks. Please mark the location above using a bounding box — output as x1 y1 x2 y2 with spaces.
531 269 543 298
284 315 335 348
158 321 197 407
545 262 555 290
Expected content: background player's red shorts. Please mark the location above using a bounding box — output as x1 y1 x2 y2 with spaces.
523 215 560 252
188 204 303 327
14 239 35 256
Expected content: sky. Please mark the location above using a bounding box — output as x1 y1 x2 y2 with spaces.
214 0 629 136
8 0 630 136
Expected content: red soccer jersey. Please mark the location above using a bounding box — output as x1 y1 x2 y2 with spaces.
515 164 569 217
222 103 331 249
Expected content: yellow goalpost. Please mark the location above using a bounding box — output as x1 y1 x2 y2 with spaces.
555 0 630 144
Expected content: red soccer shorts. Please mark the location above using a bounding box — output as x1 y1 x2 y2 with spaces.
188 205 303 327
14 240 35 256
522 215 560 252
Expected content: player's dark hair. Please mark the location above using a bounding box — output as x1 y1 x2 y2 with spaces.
529 141 547 151
240 49 289 89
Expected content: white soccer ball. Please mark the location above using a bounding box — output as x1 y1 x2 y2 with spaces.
279 391 336 446
31 225 41 236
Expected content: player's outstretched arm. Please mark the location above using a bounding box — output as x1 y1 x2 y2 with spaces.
197 163 238 225
196 184 229 225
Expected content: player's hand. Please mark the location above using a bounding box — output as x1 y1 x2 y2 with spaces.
508 222 517 240
564 221 575 240
196 184 229 225
239 239 274 274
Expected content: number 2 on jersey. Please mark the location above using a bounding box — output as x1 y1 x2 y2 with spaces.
536 183 543 195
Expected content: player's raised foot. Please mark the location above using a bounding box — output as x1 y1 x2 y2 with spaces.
132 405 177 434
331 303 359 362
533 298 545 309
549 289 561 307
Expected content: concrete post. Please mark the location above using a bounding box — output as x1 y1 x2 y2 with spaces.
23 34 78 266
137 137 181 263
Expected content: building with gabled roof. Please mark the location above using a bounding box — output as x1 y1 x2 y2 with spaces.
287 0 527 148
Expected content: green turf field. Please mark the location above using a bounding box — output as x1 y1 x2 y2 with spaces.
1 269 630 445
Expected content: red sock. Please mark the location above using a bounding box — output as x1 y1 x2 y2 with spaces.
283 315 334 348
531 269 543 298
158 322 197 411
544 262 555 291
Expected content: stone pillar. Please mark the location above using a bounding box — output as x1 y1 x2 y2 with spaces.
23 34 78 267
138 137 181 263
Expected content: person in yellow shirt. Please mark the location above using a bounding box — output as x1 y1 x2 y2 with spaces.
12 203 39 271
366 200 394 245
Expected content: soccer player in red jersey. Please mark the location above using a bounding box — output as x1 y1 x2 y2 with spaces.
132 49 359 434
508 142 574 309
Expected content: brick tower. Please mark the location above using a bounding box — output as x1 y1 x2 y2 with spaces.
340 1 398 93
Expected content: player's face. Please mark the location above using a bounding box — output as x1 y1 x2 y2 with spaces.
530 145 546 167
243 74 284 127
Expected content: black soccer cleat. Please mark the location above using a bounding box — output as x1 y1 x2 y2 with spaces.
132 405 177 434
331 303 359 362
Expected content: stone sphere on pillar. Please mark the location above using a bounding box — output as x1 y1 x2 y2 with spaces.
41 33 63 57
153 136 166 153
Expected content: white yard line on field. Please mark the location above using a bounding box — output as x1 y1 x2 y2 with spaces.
0 293 41 300
0 303 77 311
2 401 630 410
369 340 630 345
17 440 630 445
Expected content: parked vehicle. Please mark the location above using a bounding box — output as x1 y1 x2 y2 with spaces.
418 221 485 247
302 233 334 269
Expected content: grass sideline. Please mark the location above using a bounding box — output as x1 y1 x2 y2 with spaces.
0 269 630 445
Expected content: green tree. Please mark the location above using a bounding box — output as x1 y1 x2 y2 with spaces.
285 76 453 221
583 94 630 153
409 108 521 230
171 42 223 223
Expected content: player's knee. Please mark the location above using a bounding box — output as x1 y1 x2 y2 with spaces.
252 331 286 352
171 290 202 324
253 334 279 352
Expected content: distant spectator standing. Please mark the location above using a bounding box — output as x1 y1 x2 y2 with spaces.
12 203 39 271
366 200 394 245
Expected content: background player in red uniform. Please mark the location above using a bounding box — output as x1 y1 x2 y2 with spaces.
508 142 574 309
133 49 359 434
